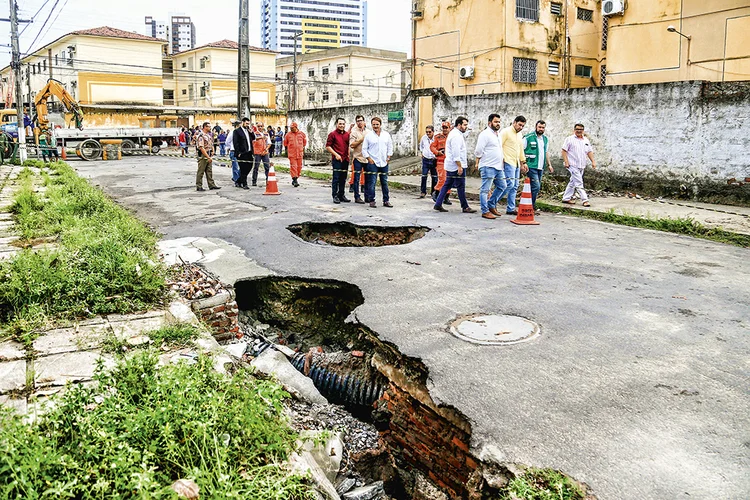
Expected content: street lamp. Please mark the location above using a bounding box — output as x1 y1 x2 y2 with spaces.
667 25 692 64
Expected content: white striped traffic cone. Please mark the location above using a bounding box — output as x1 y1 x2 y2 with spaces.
263 164 281 195
510 177 539 225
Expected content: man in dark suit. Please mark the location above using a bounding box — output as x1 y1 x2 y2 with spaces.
232 117 255 189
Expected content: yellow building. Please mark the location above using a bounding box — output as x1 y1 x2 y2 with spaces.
0 26 167 108
170 40 277 109
276 46 407 110
302 19 341 52
604 0 750 85
413 0 603 96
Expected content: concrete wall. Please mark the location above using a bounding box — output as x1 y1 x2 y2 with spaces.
290 82 750 203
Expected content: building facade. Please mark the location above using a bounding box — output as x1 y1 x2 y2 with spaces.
604 0 750 85
144 15 196 54
276 46 406 110
412 0 603 97
171 40 277 109
1 26 167 110
261 0 368 56
144 17 169 41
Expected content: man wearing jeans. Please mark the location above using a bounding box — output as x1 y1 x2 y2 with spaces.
499 116 529 215
348 115 369 203
419 125 438 198
362 117 393 208
433 116 477 214
226 121 239 185
474 113 506 220
523 120 554 213
325 118 354 204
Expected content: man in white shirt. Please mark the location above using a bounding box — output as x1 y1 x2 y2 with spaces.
419 125 437 198
561 123 597 207
225 120 239 186
361 117 394 208
474 113 505 219
433 116 477 213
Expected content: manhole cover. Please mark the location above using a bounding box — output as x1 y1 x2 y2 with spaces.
450 314 540 345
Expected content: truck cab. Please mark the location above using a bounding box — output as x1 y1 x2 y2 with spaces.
0 110 19 140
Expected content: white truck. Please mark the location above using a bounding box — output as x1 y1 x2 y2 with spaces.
55 127 181 160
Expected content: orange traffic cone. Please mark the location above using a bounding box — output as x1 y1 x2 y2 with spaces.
348 164 365 186
263 164 281 195
510 177 539 225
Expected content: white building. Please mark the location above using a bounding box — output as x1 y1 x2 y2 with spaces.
144 14 195 54
261 0 368 56
276 46 406 110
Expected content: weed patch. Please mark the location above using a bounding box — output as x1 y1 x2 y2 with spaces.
0 350 315 499
102 323 203 353
0 162 167 340
495 468 585 500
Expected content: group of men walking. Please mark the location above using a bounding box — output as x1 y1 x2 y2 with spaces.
420 114 597 217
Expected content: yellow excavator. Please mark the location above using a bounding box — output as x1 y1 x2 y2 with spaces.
33 78 84 136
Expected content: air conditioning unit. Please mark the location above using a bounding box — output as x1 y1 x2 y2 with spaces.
459 66 474 80
602 0 625 16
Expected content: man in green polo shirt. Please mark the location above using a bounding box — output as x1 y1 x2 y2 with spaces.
523 120 554 213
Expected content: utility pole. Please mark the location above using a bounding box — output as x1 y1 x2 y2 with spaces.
8 0 28 161
237 0 250 120
291 31 302 111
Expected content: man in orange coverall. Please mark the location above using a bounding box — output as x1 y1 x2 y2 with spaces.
430 121 453 205
284 122 307 187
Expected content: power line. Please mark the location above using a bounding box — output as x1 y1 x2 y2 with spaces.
37 0 69 47
18 0 53 37
25 0 61 54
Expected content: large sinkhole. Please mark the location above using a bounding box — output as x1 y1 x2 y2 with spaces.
234 276 594 499
286 221 430 247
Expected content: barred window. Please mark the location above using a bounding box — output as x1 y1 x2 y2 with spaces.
548 61 560 75
601 16 609 50
513 57 538 83
577 8 593 22
322 91 329 101
322 67 329 76
337 65 345 74
308 92 315 102
600 65 607 86
308 69 315 77
551 2 562 16
575 64 592 78
516 0 539 22
337 90 344 100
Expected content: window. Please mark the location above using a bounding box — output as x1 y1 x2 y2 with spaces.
200 58 206 69
601 16 609 50
322 67 329 76
308 68 315 77
516 0 539 22
337 90 344 100
548 61 560 75
42 60 47 71
286 71 294 80
32 64 36 75
181 62 187 68
512 57 537 83
577 8 593 22
55 55 58 65
337 65 345 74
200 86 206 97
322 91 329 101
308 92 315 102
600 65 607 86
575 65 592 78
551 2 562 15
182 89 187 95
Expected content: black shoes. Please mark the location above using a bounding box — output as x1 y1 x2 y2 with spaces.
433 205 448 212
355 198 365 204
463 207 477 214
444 197 453 206
196 187 206 191
209 186 221 190
333 197 341 204
506 209 518 215
369 201 377 208
340 196 351 203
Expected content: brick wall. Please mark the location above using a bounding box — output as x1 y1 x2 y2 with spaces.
190 290 240 343
381 383 478 499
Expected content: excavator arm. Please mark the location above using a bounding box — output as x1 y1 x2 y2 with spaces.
33 78 84 132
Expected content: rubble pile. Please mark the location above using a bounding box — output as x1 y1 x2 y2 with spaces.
167 263 230 300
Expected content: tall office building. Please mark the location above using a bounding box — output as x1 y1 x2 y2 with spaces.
144 15 196 54
261 0 368 56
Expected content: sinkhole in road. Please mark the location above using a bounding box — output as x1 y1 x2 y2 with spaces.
286 221 430 247
234 276 593 499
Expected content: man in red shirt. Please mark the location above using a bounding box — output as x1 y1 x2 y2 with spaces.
325 117 354 204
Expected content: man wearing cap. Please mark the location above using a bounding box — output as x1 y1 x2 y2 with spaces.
430 121 453 205
284 122 307 187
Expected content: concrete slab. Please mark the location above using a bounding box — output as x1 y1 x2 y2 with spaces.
0 359 26 394
33 323 111 356
33 351 115 388
110 316 165 341
74 155 750 500
0 339 26 361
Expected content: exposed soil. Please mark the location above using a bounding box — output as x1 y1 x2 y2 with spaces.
287 221 430 247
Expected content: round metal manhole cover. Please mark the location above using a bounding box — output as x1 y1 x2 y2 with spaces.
450 314 540 345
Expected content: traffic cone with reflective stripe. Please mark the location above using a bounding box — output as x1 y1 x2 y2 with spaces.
263 164 281 195
348 163 364 186
510 177 539 225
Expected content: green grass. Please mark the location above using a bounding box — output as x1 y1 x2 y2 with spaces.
495 468 585 500
0 161 168 340
537 201 750 247
0 350 315 499
102 324 203 353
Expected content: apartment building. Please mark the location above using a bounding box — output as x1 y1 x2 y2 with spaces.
276 46 406 110
261 0 368 56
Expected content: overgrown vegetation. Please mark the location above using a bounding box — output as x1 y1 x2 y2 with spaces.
0 350 314 499
102 323 203 353
0 161 167 339
495 468 585 500
536 201 750 247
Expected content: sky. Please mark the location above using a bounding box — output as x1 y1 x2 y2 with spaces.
0 0 412 67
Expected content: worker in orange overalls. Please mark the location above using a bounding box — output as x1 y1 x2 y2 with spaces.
430 121 452 204
284 122 307 187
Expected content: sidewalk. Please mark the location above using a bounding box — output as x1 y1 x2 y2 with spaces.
279 157 750 237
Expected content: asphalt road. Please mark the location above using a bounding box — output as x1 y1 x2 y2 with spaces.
75 156 750 500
